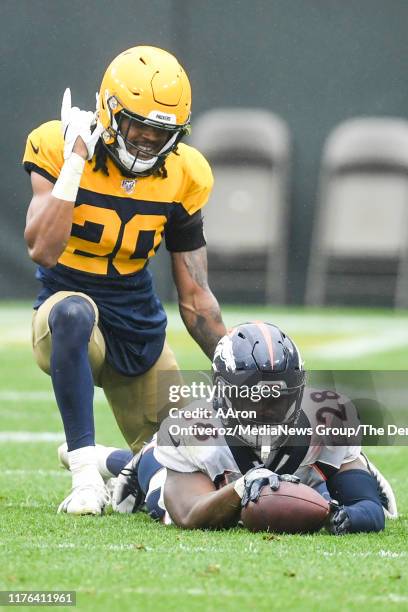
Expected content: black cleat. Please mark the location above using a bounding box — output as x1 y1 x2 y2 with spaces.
112 451 145 514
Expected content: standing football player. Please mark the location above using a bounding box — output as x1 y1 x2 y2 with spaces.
64 323 397 533
23 46 226 515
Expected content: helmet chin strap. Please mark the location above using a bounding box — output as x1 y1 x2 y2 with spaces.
116 134 158 173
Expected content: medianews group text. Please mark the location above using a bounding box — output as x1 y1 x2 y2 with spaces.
166 423 408 438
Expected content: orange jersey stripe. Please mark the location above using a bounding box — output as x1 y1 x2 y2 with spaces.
312 463 328 481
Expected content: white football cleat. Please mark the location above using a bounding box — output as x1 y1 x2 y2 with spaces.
361 452 398 519
112 451 144 514
57 483 111 516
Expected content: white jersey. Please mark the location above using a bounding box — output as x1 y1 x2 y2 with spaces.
154 387 362 489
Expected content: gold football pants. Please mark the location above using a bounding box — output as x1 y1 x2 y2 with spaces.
32 290 182 453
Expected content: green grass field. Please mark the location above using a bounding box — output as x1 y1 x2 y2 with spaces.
1 303 408 611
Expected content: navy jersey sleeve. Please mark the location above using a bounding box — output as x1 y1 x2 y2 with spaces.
164 208 206 252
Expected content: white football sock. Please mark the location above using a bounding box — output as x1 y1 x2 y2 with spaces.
95 445 121 480
68 446 104 489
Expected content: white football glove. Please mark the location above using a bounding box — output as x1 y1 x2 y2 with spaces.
234 466 300 507
60 88 104 160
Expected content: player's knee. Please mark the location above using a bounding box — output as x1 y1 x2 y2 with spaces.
348 499 385 533
49 297 95 345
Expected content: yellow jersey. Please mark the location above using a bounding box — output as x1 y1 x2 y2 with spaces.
23 120 213 277
23 120 214 375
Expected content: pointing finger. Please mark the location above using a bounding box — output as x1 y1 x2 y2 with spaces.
61 88 72 124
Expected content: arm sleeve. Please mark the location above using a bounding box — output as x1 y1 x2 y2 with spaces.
164 208 206 252
327 469 385 533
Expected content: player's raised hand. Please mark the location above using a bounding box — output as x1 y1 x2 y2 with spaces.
60 88 104 161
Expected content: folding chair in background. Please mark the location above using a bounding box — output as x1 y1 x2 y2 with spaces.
190 108 291 304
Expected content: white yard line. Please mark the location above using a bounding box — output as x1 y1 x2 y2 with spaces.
0 388 107 402
2 307 408 339
0 432 65 442
4 540 406 561
0 391 56 401
3 469 68 477
167 311 408 336
2 308 408 365
308 328 408 359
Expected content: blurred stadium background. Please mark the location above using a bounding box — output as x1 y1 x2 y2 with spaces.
2 2 408 608
3 0 408 308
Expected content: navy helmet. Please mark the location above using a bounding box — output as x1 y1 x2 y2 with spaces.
212 322 306 455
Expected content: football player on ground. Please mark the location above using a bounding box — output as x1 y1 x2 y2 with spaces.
23 46 226 515
59 323 397 534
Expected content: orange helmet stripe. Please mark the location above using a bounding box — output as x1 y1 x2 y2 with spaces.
253 321 275 368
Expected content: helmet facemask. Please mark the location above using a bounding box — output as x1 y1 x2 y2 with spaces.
214 372 305 460
211 322 306 463
102 95 189 177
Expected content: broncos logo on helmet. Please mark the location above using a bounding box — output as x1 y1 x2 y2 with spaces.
212 334 237 373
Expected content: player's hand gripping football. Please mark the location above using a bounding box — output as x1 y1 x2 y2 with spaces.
235 466 300 507
60 88 104 160
325 500 352 535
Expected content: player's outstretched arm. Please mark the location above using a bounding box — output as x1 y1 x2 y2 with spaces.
163 469 241 529
171 247 227 359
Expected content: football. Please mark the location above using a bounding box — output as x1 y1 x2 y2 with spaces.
241 481 330 534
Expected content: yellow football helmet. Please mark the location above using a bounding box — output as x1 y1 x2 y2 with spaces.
98 46 191 177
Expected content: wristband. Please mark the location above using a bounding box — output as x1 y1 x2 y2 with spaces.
51 152 85 202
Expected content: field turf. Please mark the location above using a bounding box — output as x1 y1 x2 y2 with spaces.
1 303 408 610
